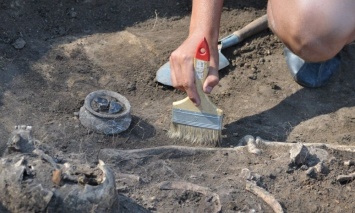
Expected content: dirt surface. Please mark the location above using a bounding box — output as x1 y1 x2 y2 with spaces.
1 0 355 212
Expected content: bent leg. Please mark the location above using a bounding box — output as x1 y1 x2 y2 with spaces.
268 0 355 62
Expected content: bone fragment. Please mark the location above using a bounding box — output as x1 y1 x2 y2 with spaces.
245 180 284 213
336 172 355 183
344 160 355 166
247 138 262 155
33 149 59 169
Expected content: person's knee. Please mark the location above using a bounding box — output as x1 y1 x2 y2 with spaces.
269 17 343 62
268 0 354 62
281 31 343 62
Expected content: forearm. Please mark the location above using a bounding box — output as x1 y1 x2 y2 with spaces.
169 0 224 105
189 0 224 48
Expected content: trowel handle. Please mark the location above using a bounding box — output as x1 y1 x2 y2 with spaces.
219 14 268 49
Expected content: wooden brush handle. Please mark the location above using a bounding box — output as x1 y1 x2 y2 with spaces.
194 57 209 104
193 38 222 115
194 37 210 83
194 38 210 100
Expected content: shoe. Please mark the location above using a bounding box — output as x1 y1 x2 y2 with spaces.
284 47 341 88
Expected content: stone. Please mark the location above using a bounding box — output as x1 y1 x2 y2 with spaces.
240 168 252 180
300 165 309 170
12 38 26 49
3 125 35 156
305 167 316 177
289 143 309 166
314 161 328 174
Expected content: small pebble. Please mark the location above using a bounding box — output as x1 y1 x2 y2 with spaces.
240 168 252 180
127 82 136 91
300 165 309 170
248 74 257 80
69 8 77 18
12 38 26 49
315 161 328 174
305 167 315 176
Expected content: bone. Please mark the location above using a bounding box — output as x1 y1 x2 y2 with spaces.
33 149 59 169
245 180 284 213
344 160 355 166
238 135 255 146
248 138 262 155
336 172 355 183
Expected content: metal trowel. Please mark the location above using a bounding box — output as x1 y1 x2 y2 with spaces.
156 14 268 86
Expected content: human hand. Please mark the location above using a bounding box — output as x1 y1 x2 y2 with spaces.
170 34 219 106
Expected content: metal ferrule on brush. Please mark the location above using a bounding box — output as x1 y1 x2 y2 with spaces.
172 108 223 130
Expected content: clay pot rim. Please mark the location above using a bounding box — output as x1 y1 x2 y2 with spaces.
84 90 131 119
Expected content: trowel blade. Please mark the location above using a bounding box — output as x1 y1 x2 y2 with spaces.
156 51 229 86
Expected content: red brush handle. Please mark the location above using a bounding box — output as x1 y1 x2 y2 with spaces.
195 37 210 61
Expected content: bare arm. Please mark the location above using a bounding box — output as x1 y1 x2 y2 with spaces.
170 0 224 106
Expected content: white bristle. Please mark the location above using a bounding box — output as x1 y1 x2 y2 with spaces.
168 123 221 146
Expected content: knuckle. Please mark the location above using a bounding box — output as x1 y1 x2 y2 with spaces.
209 77 219 86
182 81 190 89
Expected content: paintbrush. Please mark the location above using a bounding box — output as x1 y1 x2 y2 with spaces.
168 38 223 146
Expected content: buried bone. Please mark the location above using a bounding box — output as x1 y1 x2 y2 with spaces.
336 172 355 184
0 126 119 212
0 153 118 212
344 160 355 166
238 135 262 154
3 125 35 156
245 180 284 213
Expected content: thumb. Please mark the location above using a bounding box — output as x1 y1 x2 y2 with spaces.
203 68 219 94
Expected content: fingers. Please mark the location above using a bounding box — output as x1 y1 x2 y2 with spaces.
169 56 180 90
203 66 219 94
169 35 220 106
170 54 201 105
180 57 200 105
